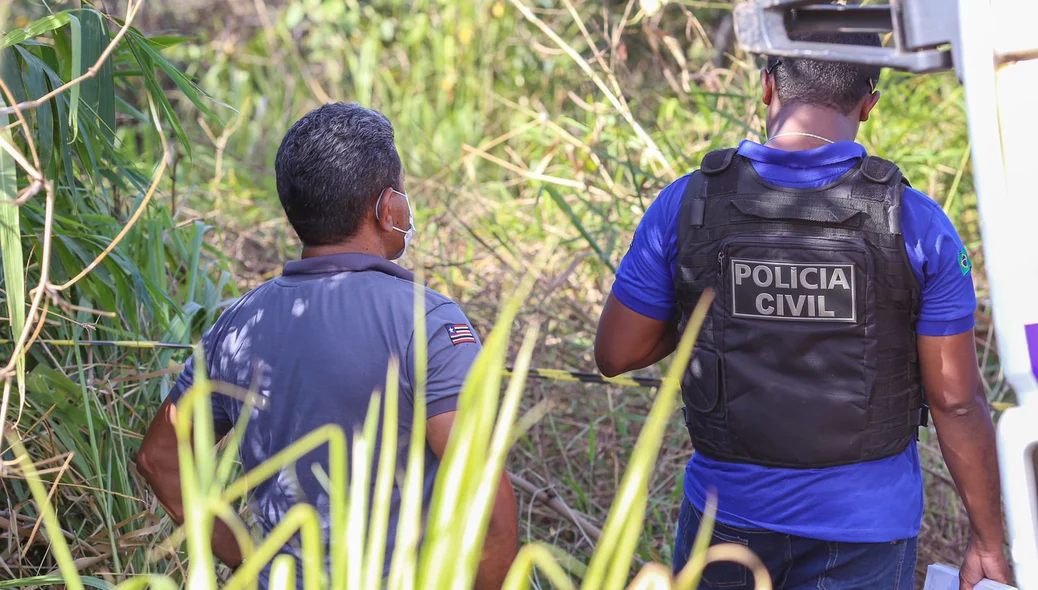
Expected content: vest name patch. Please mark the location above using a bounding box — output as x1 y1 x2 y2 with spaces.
730 259 857 322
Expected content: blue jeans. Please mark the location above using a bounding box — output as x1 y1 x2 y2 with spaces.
673 498 917 589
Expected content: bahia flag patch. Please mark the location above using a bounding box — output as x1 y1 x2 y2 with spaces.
445 324 476 346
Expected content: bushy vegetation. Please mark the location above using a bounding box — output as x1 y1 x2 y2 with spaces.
0 0 1011 587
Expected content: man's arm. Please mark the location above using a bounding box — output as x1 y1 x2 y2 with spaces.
918 331 1011 589
595 293 677 377
136 398 243 567
426 411 518 590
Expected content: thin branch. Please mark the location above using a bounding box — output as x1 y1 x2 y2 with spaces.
0 134 41 182
0 183 55 384
508 472 603 544
8 178 44 206
0 185 54 439
0 0 143 118
21 453 74 559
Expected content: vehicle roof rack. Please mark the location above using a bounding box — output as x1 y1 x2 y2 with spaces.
733 0 960 76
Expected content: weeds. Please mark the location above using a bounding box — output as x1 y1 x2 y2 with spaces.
0 0 1004 587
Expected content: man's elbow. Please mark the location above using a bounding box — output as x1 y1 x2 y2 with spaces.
928 395 989 420
135 447 161 485
135 439 177 488
594 348 624 378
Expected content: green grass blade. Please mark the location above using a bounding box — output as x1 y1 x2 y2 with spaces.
457 322 539 588
0 575 112 589
0 98 24 403
112 576 178 590
501 544 577 590
0 12 73 50
347 390 382 588
385 277 429 590
364 358 400 588
544 185 617 274
67 13 81 141
583 290 715 589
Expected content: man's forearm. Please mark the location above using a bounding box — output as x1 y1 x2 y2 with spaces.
475 474 519 590
931 398 1006 550
140 462 245 568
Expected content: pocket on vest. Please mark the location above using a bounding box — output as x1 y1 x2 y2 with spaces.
684 348 722 413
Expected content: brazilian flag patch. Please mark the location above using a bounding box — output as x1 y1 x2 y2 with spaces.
959 246 973 276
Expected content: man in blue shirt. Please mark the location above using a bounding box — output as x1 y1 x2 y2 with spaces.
595 34 1010 590
136 103 518 589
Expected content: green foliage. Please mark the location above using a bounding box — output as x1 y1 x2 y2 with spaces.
0 4 236 583
0 0 994 587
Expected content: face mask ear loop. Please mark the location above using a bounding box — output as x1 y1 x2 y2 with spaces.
374 190 386 222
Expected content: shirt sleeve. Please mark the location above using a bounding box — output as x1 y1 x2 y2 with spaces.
610 175 688 321
410 302 482 418
900 188 978 336
165 327 233 427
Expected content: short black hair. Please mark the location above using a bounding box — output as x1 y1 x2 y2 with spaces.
275 103 403 246
766 32 882 114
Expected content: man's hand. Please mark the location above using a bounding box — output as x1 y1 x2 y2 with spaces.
959 540 1012 590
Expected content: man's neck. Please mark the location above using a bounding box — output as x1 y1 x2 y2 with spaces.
301 239 384 260
766 105 859 151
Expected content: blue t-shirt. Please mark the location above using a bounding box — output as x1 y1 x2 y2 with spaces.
613 140 977 542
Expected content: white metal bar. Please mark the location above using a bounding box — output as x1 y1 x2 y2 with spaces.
958 0 1038 587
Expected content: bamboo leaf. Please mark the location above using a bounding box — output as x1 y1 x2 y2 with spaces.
125 35 190 155
0 47 26 105
52 94 78 211
82 9 115 147
0 96 24 403
67 13 81 141
0 12 74 50
20 50 54 171
127 29 219 121
75 9 111 146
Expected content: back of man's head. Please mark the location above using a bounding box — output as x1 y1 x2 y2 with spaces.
766 33 882 114
275 103 403 246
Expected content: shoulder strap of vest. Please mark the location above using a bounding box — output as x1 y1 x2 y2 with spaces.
700 148 738 176
860 155 901 185
679 171 706 228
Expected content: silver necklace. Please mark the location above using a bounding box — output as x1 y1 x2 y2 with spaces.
766 132 835 145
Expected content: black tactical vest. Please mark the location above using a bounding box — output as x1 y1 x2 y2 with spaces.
674 148 925 469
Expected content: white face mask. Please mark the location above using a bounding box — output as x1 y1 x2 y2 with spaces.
375 188 415 260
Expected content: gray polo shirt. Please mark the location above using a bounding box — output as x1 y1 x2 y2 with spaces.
165 253 481 585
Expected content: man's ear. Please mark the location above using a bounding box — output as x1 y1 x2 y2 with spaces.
374 187 396 231
860 91 881 122
761 69 775 106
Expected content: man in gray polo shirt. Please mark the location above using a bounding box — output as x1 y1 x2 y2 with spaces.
136 103 519 589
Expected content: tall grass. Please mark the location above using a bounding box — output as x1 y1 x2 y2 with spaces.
0 0 1003 587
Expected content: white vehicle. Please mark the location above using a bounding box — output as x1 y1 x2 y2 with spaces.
733 1 1038 588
